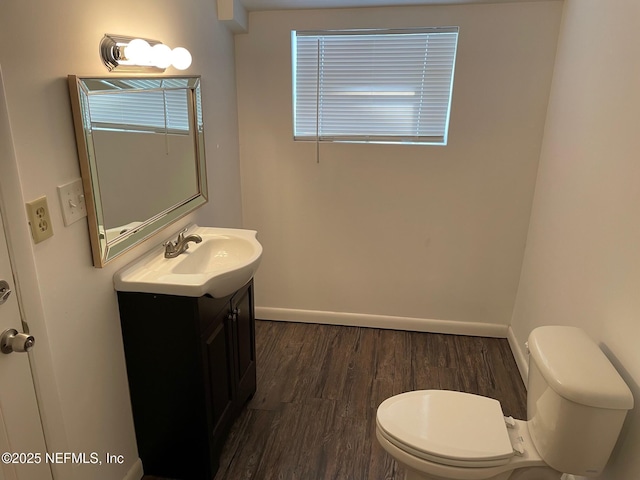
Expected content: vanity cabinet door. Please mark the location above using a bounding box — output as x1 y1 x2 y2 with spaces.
204 316 233 429
230 283 256 407
202 307 235 462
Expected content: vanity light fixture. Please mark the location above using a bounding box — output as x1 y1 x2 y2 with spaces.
100 34 193 72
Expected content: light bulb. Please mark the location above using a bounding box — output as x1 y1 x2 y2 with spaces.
151 44 172 69
124 38 151 64
171 47 192 70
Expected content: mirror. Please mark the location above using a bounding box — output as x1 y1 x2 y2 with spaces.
68 75 207 267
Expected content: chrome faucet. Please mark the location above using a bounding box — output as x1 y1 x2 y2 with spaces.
164 229 202 258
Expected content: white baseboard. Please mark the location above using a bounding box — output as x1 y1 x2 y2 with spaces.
507 325 529 385
123 458 144 480
256 307 509 338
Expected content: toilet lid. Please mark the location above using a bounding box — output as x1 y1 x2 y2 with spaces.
377 390 514 467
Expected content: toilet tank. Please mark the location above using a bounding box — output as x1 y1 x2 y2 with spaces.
526 326 633 477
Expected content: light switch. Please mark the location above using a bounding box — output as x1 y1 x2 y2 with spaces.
57 179 87 226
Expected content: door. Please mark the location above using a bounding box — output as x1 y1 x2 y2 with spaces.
231 283 256 404
0 185 52 480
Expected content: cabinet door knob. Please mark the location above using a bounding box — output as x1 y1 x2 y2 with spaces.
228 308 240 322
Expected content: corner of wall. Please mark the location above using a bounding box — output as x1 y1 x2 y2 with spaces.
507 325 528 385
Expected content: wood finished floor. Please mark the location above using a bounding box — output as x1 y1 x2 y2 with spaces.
144 320 527 480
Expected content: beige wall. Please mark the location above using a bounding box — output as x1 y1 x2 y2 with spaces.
511 1 640 478
236 2 562 331
0 1 242 479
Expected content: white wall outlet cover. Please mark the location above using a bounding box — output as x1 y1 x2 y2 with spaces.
26 196 54 244
57 179 87 226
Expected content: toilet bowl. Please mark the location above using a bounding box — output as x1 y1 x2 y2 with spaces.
375 327 634 480
376 390 561 480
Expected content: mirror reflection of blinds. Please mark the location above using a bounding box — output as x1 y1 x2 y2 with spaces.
293 27 458 145
87 80 191 135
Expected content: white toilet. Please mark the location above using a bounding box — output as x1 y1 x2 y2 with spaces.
376 326 634 480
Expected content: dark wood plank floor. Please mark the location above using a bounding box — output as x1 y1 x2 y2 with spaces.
144 320 527 480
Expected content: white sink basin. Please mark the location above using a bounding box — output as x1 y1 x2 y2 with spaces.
113 225 262 298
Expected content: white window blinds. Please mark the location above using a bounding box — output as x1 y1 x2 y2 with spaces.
292 28 459 145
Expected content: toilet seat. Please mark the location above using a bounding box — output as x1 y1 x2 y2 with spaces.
377 390 515 468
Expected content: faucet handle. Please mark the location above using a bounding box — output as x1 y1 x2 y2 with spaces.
176 227 190 242
163 240 177 254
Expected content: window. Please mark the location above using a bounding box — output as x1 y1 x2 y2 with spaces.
292 27 459 145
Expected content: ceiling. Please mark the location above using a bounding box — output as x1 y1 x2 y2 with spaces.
239 0 557 12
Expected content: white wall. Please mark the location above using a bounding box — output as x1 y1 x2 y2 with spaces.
0 1 242 479
236 2 562 332
510 1 640 478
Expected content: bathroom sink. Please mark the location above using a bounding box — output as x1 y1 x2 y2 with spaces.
113 225 262 298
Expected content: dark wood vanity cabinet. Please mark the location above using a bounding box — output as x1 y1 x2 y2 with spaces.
117 280 256 480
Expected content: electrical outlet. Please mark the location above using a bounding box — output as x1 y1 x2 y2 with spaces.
57 179 87 226
26 196 54 244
